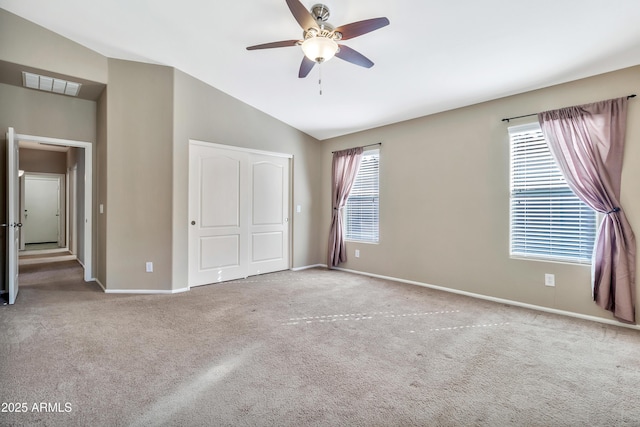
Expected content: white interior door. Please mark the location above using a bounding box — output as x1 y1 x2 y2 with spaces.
189 143 249 286
6 128 20 304
248 154 289 276
188 141 291 288
24 175 60 244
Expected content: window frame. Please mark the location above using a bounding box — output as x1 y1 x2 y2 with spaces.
508 123 596 265
344 148 380 243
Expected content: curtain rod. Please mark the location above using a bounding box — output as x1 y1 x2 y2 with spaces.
501 94 636 123
332 142 381 153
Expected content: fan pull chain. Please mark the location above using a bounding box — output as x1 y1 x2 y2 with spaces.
318 62 324 95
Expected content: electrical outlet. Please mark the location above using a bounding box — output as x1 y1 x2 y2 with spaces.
355 249 360 258
146 262 153 273
545 273 555 287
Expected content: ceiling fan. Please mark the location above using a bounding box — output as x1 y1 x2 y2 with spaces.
246 0 390 78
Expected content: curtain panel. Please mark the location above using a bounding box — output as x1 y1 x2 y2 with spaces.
328 147 363 267
538 97 636 323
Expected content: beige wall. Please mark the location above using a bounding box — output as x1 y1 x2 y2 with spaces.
0 82 97 291
66 147 82 258
171 70 323 290
105 59 174 290
99 62 323 291
0 10 107 290
321 66 640 323
20 148 67 174
96 91 108 285
0 9 107 84
3 6 638 324
0 83 97 141
76 146 87 265
0 9 323 293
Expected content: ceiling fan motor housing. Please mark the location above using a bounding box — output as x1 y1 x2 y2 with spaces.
311 4 330 22
304 3 340 42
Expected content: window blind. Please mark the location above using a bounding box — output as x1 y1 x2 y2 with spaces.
509 123 596 263
345 149 379 242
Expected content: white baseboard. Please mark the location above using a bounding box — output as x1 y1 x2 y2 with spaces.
334 267 640 331
104 287 189 295
95 276 188 295
291 264 328 272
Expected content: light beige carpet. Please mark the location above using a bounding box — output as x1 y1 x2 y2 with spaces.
1 260 640 426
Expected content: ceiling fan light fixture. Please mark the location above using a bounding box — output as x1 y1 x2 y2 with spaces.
301 36 338 63
245 0 389 77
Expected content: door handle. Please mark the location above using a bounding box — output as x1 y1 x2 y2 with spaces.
191 221 196 225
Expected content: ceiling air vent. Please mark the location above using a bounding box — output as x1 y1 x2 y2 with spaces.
22 71 82 96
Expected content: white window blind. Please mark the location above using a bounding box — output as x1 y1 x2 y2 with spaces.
509 123 596 263
345 149 379 242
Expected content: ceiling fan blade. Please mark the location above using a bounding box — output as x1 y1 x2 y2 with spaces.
335 45 374 68
298 56 316 78
334 17 390 40
286 0 319 31
246 40 300 50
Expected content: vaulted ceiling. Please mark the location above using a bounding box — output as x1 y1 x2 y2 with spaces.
2 0 640 140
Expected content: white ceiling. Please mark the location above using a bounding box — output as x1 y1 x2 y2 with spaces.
2 0 640 140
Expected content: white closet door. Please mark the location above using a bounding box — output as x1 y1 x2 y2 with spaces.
248 154 289 276
189 144 249 286
189 142 290 288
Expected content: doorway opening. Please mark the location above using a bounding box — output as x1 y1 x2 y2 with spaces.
12 132 93 283
18 171 75 266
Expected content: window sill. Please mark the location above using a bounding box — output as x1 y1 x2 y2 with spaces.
345 240 379 245
510 255 591 267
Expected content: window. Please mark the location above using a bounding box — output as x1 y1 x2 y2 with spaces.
345 149 379 242
509 123 596 263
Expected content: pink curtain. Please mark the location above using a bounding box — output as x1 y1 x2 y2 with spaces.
328 147 363 267
538 97 636 323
